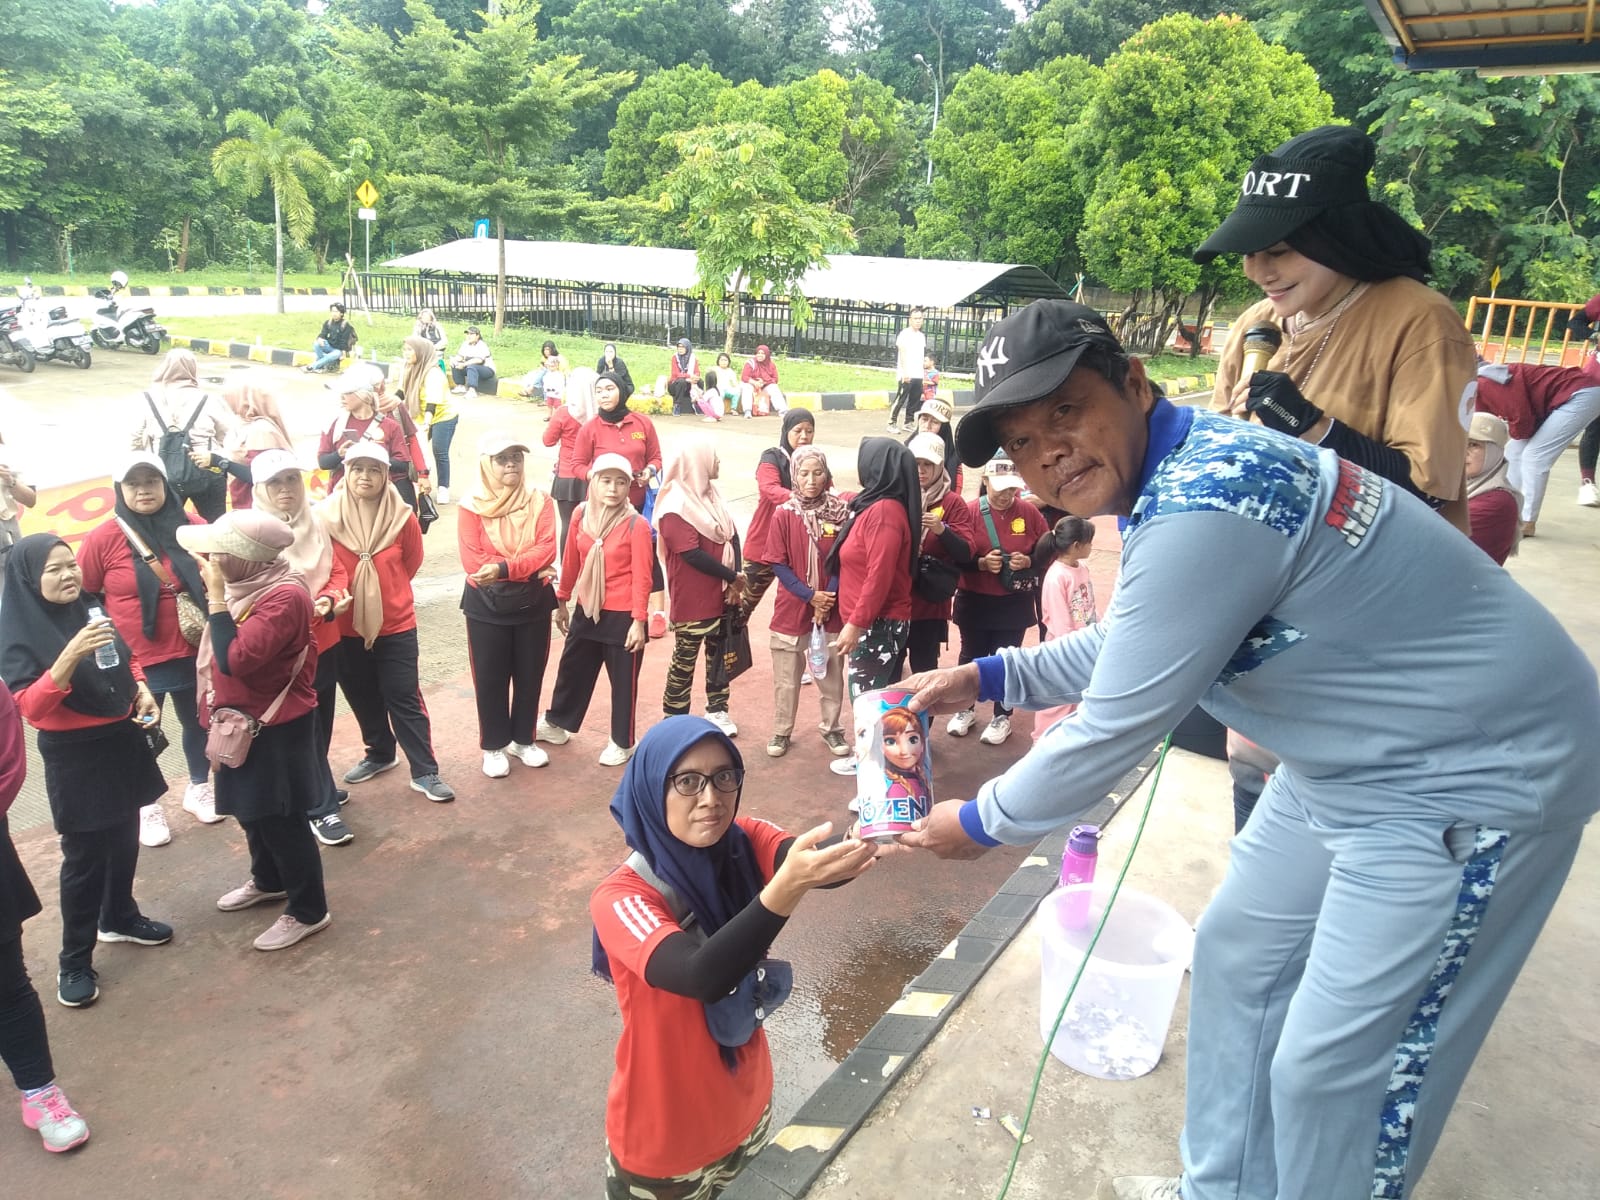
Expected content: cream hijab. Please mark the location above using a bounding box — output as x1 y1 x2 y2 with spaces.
316 473 413 647
460 447 550 562
652 436 736 573
565 366 599 423
252 471 334 596
573 466 636 617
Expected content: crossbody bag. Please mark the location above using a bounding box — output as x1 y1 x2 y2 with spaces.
115 516 206 646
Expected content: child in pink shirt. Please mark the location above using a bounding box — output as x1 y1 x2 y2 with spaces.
1032 516 1098 743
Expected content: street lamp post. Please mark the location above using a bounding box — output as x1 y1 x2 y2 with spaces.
914 52 940 187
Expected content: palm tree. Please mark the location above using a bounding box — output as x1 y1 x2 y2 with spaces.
211 108 333 314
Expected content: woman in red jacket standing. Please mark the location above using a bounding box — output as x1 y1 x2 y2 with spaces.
0 535 171 1009
541 455 654 767
544 366 597 554
739 408 812 620
906 432 977 674
827 438 919 700
318 442 455 803
458 433 559 779
765 446 851 759
655 438 743 737
252 450 355 848
76 454 214 846
180 510 330 952
943 456 1050 747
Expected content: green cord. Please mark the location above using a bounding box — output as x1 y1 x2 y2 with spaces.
994 733 1176 1200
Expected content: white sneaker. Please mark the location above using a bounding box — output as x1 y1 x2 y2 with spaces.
536 717 571 745
182 780 223 824
436 486 450 505
507 741 550 768
847 797 860 813
947 708 977 737
599 740 634 767
138 804 171 847
1097 1177 1183 1200
705 711 738 738
800 672 813 686
1580 481 1599 507
482 749 510 778
828 756 858 776
980 715 1012 745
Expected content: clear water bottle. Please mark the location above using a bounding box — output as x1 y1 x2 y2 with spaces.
807 624 828 680
86 606 119 670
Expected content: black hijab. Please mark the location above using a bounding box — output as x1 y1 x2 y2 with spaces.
114 478 206 639
825 437 921 581
758 408 815 489
1287 205 1433 285
595 345 633 390
596 370 634 425
0 534 136 717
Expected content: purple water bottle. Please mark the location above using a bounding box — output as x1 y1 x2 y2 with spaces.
1058 824 1100 929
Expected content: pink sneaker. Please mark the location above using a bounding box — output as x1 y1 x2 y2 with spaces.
253 913 332 952
21 1084 90 1153
647 611 669 640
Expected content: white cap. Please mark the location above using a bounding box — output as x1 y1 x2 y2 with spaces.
919 396 954 425
908 432 946 465
478 431 531 457
326 362 385 394
250 448 308 484
983 456 1025 491
343 439 390 468
1468 411 1509 449
115 452 166 481
590 452 634 480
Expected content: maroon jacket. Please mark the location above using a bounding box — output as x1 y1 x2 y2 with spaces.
202 584 318 727
1468 489 1519 566
837 500 913 627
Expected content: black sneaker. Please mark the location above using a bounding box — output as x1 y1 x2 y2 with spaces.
409 774 456 803
343 757 398 784
57 967 99 1008
335 788 350 807
310 813 354 846
96 916 174 946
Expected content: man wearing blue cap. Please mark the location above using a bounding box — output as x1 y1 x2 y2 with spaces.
899 298 1600 1200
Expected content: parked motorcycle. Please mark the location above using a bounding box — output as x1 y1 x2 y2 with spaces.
0 303 37 373
13 279 92 368
89 271 165 354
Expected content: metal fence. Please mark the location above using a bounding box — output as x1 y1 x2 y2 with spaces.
351 271 1026 371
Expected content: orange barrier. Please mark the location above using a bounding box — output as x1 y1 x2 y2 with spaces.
19 472 332 550
1464 296 1590 367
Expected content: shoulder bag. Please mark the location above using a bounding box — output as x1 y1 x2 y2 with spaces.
205 645 308 770
979 498 1037 594
115 515 206 646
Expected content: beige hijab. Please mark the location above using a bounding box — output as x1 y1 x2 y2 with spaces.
316 476 413 647
572 469 636 618
652 436 736 573
224 379 293 454
252 475 334 596
460 450 549 562
397 336 440 413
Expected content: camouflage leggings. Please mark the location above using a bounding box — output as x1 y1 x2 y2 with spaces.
663 616 730 716
604 1107 772 1200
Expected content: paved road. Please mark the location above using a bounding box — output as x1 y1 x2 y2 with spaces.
1 352 1128 1196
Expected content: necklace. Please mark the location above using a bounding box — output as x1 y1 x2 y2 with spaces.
1286 281 1368 394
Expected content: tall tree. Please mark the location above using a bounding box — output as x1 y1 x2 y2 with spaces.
340 0 631 330
603 65 732 199
1070 14 1333 352
1000 0 1208 71
733 0 835 84
211 107 333 310
847 0 1014 99
656 122 856 355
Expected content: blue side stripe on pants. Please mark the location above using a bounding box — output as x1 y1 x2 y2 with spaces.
1372 825 1510 1198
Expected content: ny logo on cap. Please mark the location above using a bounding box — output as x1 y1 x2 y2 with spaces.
976 336 1009 386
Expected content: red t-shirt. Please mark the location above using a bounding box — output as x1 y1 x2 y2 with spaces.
658 513 734 624
765 505 843 637
542 408 585 479
959 496 1050 597
591 816 788 1179
837 499 913 627
743 459 790 565
318 414 411 486
911 490 976 622
556 509 654 620
572 414 663 511
1468 488 1520 566
77 514 207 669
1475 363 1597 440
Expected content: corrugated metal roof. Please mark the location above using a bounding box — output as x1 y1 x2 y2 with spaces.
383 240 1069 309
1365 0 1600 72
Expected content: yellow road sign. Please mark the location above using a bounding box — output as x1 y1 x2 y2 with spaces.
356 179 379 208
1489 265 1502 292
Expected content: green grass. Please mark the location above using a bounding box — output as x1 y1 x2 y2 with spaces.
162 312 1218 395
5 267 347 291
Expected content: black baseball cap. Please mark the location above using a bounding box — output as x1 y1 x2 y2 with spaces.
954 300 1125 468
1193 125 1374 263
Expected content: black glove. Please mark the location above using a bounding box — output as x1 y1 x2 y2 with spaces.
1245 371 1324 437
1566 309 1595 342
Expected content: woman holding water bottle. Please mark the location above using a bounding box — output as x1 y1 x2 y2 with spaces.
764 446 850 760
0 535 172 1010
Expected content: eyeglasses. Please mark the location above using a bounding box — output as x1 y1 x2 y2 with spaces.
666 768 744 797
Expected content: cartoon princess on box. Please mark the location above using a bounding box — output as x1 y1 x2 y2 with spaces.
855 696 933 838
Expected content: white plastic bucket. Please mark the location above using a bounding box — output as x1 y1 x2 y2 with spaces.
1037 885 1195 1080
